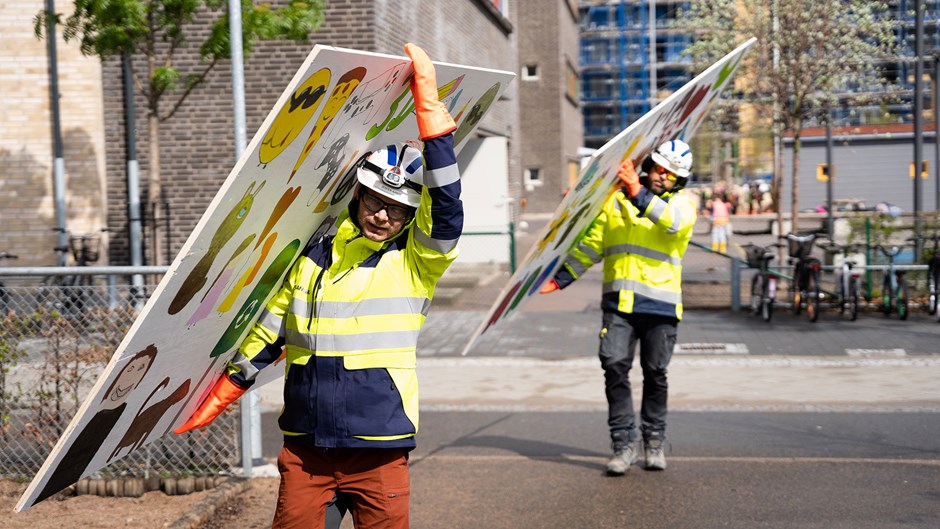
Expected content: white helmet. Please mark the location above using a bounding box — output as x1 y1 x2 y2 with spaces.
356 144 425 208
650 139 693 179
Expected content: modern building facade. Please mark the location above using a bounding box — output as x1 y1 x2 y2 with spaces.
578 0 692 150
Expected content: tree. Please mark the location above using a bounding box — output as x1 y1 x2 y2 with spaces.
681 0 896 233
35 0 325 264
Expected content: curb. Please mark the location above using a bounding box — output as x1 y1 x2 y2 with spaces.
166 477 251 529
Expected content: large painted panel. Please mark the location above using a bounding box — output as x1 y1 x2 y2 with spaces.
462 38 756 354
17 45 514 511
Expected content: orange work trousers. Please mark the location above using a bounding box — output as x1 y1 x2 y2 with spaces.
272 442 410 529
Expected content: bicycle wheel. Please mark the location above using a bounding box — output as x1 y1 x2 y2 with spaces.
848 279 859 321
791 278 802 316
761 282 773 322
750 274 762 315
928 266 938 315
806 269 821 322
898 282 908 321
882 275 892 316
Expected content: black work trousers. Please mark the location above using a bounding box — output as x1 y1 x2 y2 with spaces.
598 311 678 446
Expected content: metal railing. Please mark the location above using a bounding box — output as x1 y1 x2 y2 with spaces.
0 276 238 483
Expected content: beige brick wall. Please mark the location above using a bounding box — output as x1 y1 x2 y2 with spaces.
0 0 106 266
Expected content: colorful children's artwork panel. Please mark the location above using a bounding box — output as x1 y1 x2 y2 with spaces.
17 45 514 511
461 38 756 355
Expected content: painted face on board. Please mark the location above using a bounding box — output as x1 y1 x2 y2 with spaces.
103 353 154 410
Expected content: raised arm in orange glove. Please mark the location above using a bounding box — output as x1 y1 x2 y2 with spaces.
173 373 247 434
404 43 457 140
618 159 643 198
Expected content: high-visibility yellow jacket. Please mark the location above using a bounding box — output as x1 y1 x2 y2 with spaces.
555 185 696 320
226 135 461 449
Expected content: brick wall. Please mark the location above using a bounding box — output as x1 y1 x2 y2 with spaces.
0 0 107 266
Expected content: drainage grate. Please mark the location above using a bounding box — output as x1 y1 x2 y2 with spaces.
846 348 906 357
674 343 749 355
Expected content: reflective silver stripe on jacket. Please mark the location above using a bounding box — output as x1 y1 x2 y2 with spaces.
605 278 682 305
564 243 602 277
425 163 460 188
646 199 682 234
229 351 261 382
605 244 681 266
285 327 422 352
416 228 458 253
291 296 432 319
563 254 588 276
257 308 285 335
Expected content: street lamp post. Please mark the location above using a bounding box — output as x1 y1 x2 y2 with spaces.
913 0 924 238
825 105 834 240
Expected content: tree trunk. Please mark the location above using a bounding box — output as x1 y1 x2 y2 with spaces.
790 131 801 235
148 113 163 265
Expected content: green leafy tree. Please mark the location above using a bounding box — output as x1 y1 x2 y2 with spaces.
35 0 324 263
680 0 896 233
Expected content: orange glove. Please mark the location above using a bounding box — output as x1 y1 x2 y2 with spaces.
618 159 642 198
405 43 457 140
174 373 247 434
539 279 560 294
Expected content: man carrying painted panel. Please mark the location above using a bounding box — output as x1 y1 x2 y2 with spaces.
540 140 696 475
174 43 461 528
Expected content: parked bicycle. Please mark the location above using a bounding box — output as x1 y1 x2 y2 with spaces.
784 232 822 322
37 228 107 318
875 244 908 320
743 242 782 322
909 234 940 317
0 251 18 315
819 241 863 321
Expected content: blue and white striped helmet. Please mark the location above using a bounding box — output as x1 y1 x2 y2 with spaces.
356 144 424 208
650 139 693 179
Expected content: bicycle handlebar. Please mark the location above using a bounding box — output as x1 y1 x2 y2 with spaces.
875 244 904 258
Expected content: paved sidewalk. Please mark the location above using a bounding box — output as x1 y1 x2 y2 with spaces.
257 354 940 415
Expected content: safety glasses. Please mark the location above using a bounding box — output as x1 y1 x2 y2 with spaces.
654 164 679 182
359 189 414 221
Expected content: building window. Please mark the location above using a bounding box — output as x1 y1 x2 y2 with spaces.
566 61 579 103
523 64 539 81
525 167 542 186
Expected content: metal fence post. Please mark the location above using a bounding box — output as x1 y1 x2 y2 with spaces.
730 256 741 311
509 221 517 274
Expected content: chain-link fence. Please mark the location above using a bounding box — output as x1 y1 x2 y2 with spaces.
0 279 238 483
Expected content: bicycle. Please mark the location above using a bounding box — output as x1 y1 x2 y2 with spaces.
875 244 909 320
819 241 863 321
38 228 107 318
910 234 940 317
743 242 782 322
784 232 822 322
0 251 18 315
